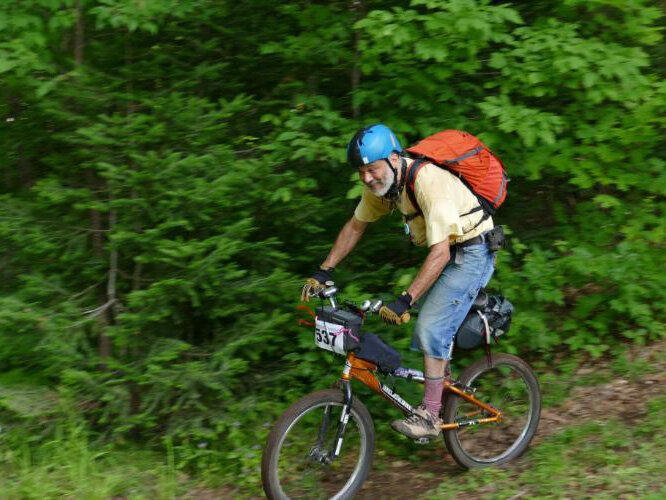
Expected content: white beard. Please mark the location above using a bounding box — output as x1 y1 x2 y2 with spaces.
368 167 395 197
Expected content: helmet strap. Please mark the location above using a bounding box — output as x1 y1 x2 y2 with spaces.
398 156 407 194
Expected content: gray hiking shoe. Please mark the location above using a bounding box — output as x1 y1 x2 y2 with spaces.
391 406 442 440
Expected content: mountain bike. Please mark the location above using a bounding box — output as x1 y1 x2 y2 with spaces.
261 286 541 499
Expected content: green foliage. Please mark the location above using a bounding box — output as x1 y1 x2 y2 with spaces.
0 0 664 493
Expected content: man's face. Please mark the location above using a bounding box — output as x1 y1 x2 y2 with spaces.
358 158 395 197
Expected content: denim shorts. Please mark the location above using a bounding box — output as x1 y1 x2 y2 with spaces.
411 244 495 360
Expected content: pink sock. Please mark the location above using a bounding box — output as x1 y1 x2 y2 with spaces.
423 376 445 418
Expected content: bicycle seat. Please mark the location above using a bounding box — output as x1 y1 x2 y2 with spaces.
470 289 489 311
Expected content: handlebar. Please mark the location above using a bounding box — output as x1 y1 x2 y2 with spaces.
317 285 383 313
360 298 384 314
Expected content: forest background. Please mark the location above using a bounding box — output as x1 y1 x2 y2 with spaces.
0 0 664 496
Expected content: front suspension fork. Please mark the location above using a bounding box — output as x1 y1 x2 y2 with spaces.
331 379 353 458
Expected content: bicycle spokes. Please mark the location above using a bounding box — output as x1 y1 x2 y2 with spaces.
446 360 538 464
275 402 367 498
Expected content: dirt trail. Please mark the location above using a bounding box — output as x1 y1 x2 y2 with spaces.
187 341 666 499
354 341 666 499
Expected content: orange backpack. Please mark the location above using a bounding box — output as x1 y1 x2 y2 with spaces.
404 130 508 224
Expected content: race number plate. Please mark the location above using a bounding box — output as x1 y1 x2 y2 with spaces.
314 318 346 355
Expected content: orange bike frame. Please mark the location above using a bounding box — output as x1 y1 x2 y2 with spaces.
340 352 502 430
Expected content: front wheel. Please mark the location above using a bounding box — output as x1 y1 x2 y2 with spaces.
261 389 375 499
443 353 541 469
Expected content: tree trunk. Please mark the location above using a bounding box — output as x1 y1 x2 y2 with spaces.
125 30 142 417
350 0 364 119
75 1 113 360
8 95 33 189
74 0 84 66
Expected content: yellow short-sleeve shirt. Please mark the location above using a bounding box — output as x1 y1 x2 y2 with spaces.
353 160 493 247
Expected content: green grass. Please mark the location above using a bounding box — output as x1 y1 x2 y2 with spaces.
423 394 666 499
0 423 182 499
610 350 658 382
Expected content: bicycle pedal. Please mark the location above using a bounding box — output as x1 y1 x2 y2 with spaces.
413 437 431 445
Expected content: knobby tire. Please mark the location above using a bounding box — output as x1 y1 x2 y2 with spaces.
442 353 541 469
261 389 375 500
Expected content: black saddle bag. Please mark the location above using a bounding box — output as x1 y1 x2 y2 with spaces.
455 292 514 350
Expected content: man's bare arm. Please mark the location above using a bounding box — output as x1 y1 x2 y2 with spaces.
321 216 369 269
405 240 450 303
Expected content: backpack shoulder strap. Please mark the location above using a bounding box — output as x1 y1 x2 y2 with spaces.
405 158 427 219
407 158 492 229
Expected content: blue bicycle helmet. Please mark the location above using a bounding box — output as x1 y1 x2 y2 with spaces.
347 124 403 169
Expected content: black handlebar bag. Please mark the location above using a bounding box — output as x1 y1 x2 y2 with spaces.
315 306 362 352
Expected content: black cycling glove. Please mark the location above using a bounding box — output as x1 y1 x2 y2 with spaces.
379 291 413 325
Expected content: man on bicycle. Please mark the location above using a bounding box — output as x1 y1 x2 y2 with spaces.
301 123 496 440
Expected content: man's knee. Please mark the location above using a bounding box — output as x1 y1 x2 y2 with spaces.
423 355 448 378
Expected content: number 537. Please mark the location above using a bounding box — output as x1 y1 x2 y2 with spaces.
316 329 337 347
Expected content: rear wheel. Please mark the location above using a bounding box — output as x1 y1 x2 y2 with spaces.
443 353 541 469
261 389 375 499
